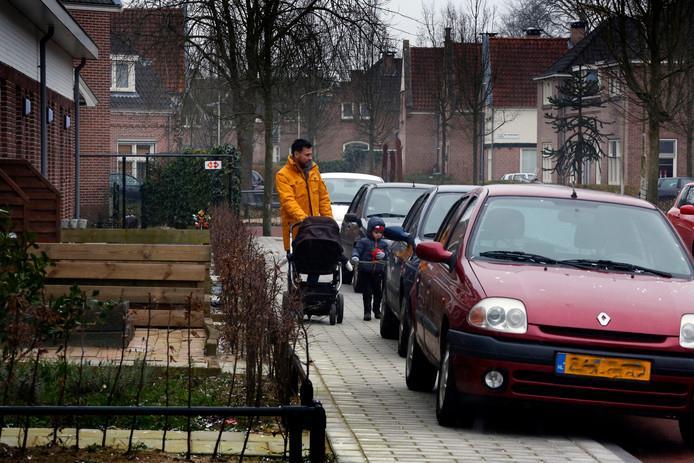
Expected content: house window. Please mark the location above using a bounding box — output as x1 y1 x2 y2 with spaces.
542 142 553 183
341 102 354 120
608 139 621 185
608 76 622 97
117 142 155 181
111 55 137 92
659 139 677 178
542 81 553 106
520 148 537 174
342 141 369 154
359 103 370 120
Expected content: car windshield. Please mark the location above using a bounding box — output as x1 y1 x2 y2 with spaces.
324 178 380 204
109 174 140 186
659 178 679 189
366 187 428 218
468 197 692 279
420 192 466 238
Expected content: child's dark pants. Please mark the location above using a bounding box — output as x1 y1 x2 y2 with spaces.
360 270 383 320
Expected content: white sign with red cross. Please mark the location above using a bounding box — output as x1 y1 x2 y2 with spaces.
204 160 222 170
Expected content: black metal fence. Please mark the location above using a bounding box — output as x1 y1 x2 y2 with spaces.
0 399 326 462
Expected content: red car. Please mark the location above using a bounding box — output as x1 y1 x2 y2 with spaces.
407 184 694 444
667 181 694 255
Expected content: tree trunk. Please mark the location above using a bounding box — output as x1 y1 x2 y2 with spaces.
262 88 273 237
238 110 254 191
368 130 375 174
646 116 661 204
687 131 693 178
471 113 478 185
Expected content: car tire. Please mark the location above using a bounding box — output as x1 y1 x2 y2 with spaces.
379 285 398 339
405 324 436 392
336 294 344 324
397 299 410 358
436 342 460 427
679 415 694 447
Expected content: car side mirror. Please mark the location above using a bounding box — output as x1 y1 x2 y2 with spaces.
416 241 453 268
681 205 694 215
344 213 360 224
384 226 410 243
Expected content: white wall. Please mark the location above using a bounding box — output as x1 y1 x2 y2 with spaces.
486 108 537 144
0 6 75 101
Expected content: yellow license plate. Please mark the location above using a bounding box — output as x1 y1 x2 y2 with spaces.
555 352 651 381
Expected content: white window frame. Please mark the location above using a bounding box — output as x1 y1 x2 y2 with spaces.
341 102 354 120
111 54 138 93
541 142 553 183
342 141 369 153
117 141 155 179
608 76 622 97
359 102 370 120
520 148 537 174
607 139 621 186
542 80 553 106
659 138 677 177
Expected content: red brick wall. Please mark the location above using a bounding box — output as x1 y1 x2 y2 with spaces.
111 111 178 153
401 112 438 177
0 62 75 218
71 9 114 222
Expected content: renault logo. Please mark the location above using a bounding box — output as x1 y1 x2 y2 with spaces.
597 312 611 326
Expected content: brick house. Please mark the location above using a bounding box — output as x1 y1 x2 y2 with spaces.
0 0 98 219
535 22 685 191
62 0 121 222
400 30 567 183
110 8 185 181
252 53 401 172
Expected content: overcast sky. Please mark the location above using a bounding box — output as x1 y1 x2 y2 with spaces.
383 0 510 46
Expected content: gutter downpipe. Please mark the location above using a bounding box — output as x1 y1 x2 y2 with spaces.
40 26 54 177
74 58 86 219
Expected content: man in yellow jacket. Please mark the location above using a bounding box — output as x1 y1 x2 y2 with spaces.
275 139 333 254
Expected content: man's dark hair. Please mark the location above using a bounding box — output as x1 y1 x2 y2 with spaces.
291 139 312 154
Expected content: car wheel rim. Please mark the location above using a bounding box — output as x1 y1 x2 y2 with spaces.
438 348 450 407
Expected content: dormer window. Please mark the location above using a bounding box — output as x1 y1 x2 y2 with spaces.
111 55 137 92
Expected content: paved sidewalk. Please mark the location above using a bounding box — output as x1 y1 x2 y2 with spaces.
257 236 629 463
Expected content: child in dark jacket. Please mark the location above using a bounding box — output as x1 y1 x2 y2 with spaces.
351 217 390 321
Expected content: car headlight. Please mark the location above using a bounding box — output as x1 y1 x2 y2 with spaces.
468 298 527 334
680 314 694 348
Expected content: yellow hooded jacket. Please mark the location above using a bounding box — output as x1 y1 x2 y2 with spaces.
275 155 333 250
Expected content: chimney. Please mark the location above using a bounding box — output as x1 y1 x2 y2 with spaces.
525 28 542 37
444 27 451 42
570 21 586 47
382 51 395 75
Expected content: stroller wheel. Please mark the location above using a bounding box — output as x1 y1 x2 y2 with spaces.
329 305 337 325
336 294 344 324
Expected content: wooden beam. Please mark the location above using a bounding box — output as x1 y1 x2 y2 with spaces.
46 262 208 281
45 285 206 304
61 229 211 244
37 243 211 262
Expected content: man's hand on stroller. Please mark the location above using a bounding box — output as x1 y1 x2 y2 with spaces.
375 250 385 260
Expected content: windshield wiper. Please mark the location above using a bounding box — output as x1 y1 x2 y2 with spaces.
559 259 672 278
367 213 406 218
479 250 557 265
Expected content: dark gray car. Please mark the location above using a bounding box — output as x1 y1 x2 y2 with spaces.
380 185 474 355
340 182 432 281
659 177 694 200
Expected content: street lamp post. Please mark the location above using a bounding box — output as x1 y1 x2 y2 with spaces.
297 87 332 139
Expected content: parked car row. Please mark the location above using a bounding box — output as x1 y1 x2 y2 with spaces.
328 174 694 444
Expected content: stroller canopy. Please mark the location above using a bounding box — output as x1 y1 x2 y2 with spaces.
292 216 343 275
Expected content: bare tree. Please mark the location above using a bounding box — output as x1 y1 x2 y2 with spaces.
499 0 569 37
577 0 694 202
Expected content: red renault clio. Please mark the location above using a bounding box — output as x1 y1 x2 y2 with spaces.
407 184 694 443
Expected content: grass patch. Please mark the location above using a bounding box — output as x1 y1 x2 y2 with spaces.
1 362 278 432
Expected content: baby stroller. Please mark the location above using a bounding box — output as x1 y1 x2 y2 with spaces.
283 216 345 325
